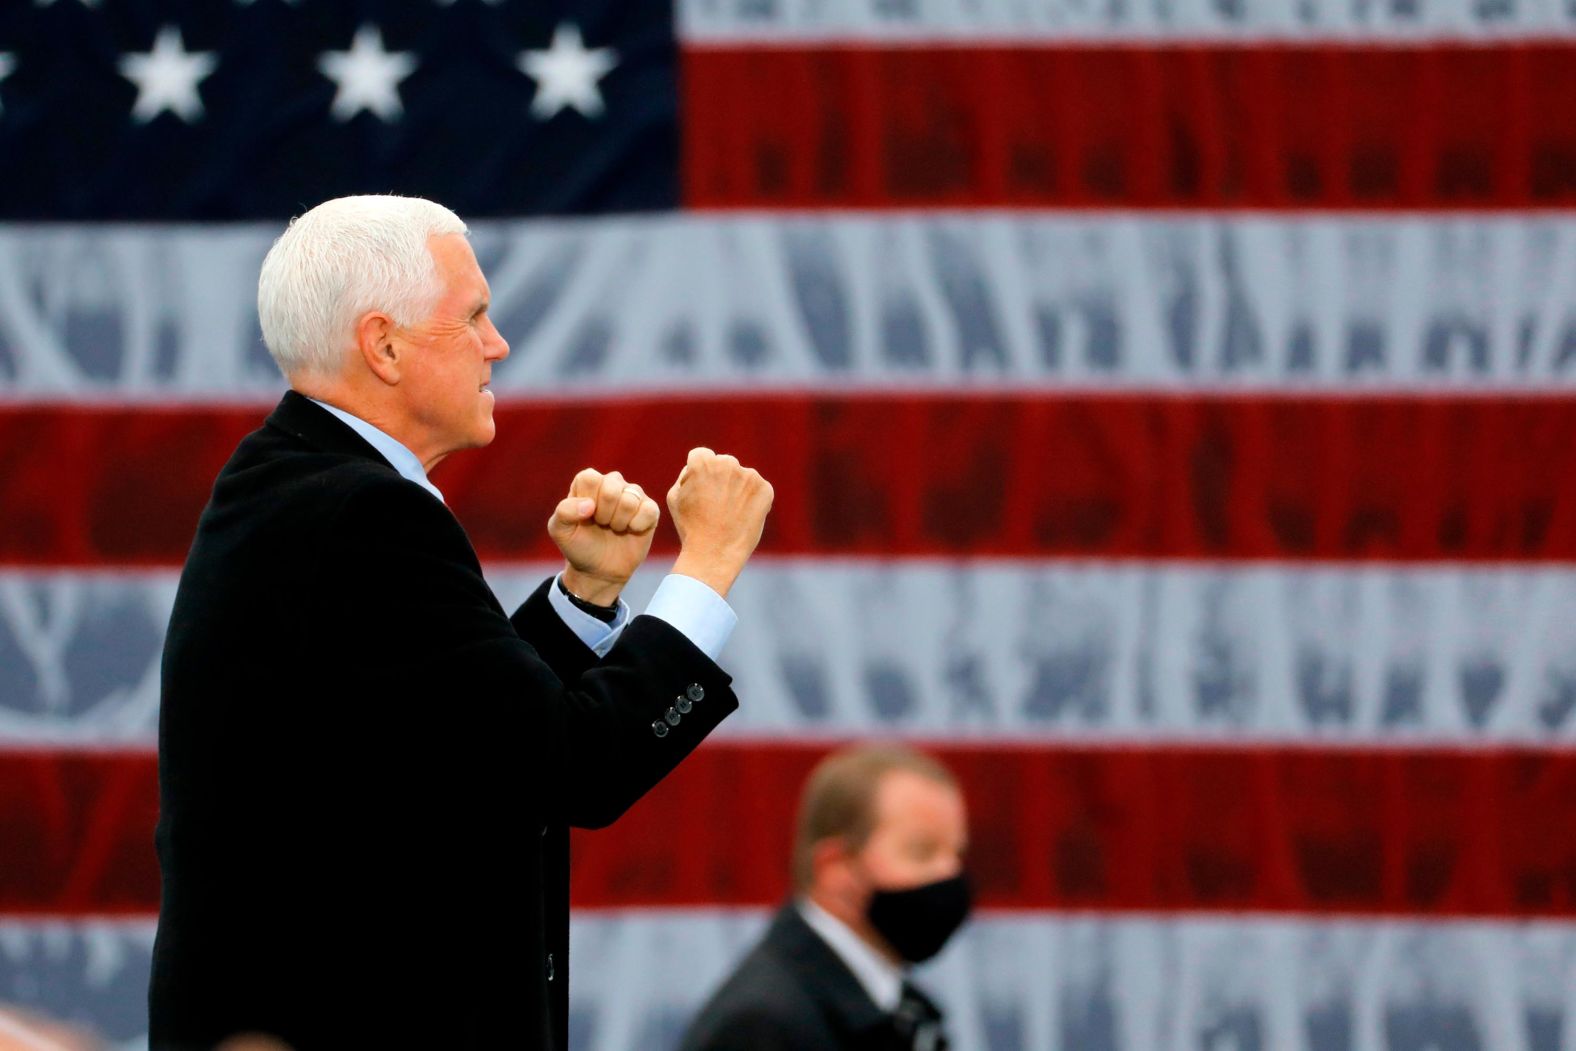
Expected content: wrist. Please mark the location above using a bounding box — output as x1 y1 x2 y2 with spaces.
671 552 740 600
559 567 623 607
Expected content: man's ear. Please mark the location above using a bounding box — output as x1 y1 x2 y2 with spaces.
355 311 402 385
812 837 862 902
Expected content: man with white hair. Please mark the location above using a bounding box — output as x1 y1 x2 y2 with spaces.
149 196 773 1050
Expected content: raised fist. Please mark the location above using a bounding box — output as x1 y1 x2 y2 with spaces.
667 447 774 599
548 467 661 605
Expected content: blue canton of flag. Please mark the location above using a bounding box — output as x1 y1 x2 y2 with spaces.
0 0 677 219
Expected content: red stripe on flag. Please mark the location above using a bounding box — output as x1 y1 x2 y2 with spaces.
4 743 1575 918
1 406 262 569
0 750 160 917
682 43 1576 210
5 395 1576 566
577 742 1576 915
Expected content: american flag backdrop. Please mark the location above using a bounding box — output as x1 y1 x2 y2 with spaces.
3 0 1576 1048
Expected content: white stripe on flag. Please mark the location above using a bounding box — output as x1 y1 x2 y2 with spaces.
3 217 1575 398
575 911 1576 1051
5 914 1572 1051
678 0 1576 43
5 561 1575 744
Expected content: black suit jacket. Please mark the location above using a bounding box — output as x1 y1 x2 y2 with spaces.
149 392 737 1050
678 906 918 1051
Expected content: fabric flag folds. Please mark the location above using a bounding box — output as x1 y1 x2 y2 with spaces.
1 1 1574 1048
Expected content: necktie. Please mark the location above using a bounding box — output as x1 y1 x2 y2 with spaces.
893 981 948 1051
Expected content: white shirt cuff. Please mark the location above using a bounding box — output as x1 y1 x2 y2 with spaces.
643 573 737 662
547 573 630 659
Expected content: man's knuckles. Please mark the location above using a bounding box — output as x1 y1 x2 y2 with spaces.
630 499 661 534
610 489 651 530
549 496 579 524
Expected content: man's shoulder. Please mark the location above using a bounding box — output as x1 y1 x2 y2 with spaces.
217 420 428 519
227 409 388 479
187 416 456 588
682 912 841 1047
715 936 808 1004
681 945 827 1051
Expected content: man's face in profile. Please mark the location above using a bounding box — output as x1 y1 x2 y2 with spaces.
855 770 968 891
394 233 510 463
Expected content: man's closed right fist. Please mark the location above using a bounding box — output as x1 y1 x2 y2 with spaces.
668 446 774 599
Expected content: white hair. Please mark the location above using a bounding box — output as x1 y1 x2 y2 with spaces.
257 195 468 377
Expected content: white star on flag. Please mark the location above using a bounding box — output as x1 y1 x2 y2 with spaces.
118 27 218 124
517 24 618 120
318 26 418 122
0 54 12 115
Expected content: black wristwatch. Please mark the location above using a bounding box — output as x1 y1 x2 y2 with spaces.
557 576 619 624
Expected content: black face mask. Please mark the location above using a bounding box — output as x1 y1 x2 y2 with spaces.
866 873 972 963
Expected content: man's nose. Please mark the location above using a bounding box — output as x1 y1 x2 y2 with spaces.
486 324 510 361
928 852 964 880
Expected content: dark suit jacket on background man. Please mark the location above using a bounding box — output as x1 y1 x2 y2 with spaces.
679 906 934 1051
149 392 736 1049
679 746 965 1051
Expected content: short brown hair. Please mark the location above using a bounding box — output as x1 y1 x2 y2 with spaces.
791 744 959 892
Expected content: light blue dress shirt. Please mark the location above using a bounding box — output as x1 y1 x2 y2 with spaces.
309 398 737 660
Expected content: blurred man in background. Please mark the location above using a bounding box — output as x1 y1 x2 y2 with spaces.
150 195 773 1050
679 745 970 1051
